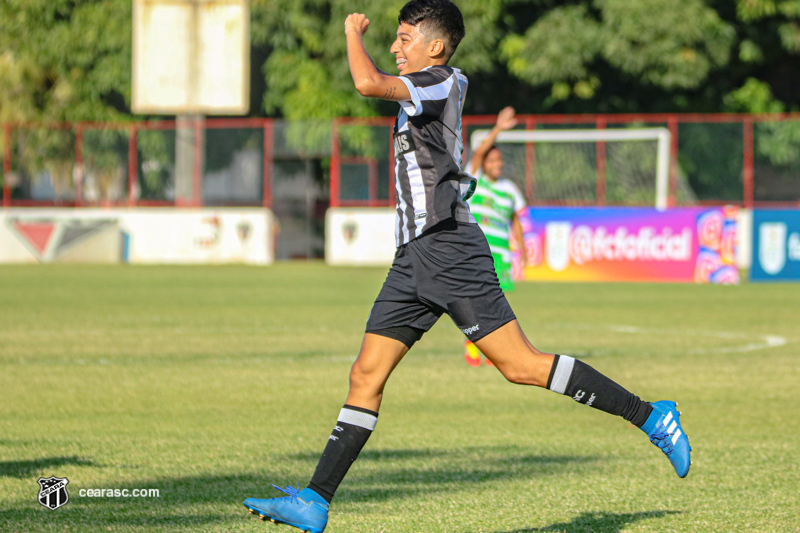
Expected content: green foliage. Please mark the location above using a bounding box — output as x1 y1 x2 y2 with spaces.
252 0 506 120
722 78 800 173
136 129 175 201
248 0 799 115
677 122 744 202
755 120 800 166
0 0 132 199
501 0 734 105
738 39 765 62
83 128 128 200
1 0 800 122
0 0 131 123
14 128 76 196
724 78 786 113
501 6 603 90
599 0 734 89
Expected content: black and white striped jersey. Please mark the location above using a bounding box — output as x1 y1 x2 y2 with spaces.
393 65 476 247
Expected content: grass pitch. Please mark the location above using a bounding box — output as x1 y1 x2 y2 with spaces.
1 263 798 532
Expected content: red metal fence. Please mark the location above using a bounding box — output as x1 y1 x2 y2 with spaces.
331 113 800 209
1 118 276 209
3 114 800 210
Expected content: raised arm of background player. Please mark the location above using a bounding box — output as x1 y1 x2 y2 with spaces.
344 13 411 101
468 107 528 265
467 106 517 175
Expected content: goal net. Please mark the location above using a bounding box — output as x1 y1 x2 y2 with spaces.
470 128 675 210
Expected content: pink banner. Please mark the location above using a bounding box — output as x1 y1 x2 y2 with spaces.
514 207 739 283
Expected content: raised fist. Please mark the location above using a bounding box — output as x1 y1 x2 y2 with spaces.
345 13 370 36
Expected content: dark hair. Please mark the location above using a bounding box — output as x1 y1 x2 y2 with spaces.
398 0 465 58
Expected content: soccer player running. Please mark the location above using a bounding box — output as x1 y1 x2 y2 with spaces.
463 106 528 367
243 2 691 531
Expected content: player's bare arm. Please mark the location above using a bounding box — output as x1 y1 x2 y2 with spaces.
468 106 518 174
512 212 528 266
345 13 411 101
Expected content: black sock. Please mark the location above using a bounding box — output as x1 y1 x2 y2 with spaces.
546 354 652 427
307 404 378 503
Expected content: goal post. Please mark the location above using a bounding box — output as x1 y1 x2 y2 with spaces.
470 128 671 210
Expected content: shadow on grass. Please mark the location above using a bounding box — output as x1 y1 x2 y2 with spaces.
334 447 597 503
292 445 596 465
0 456 96 478
290 447 451 462
492 510 682 533
0 447 599 529
0 472 265 530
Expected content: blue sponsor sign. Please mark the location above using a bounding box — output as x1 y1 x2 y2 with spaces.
751 210 800 281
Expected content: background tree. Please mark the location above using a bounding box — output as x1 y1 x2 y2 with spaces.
1 0 799 121
0 0 131 195
0 0 131 123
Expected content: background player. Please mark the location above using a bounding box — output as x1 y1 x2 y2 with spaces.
243 2 691 532
464 106 528 366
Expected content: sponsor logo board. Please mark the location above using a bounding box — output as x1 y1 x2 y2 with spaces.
517 207 738 284
751 210 800 281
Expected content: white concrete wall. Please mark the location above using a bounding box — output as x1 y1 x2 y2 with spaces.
736 208 752 270
325 208 396 266
0 208 274 264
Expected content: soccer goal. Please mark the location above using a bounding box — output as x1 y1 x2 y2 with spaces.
470 128 671 210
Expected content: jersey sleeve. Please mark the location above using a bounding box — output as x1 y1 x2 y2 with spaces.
398 68 453 118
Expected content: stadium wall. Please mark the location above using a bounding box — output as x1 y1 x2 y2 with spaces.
325 207 396 265
0 208 274 264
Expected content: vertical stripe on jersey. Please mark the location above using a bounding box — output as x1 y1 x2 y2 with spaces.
394 151 414 246
451 73 468 164
403 149 427 240
394 161 406 245
394 112 411 245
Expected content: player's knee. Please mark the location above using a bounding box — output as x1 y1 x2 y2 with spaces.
499 366 530 385
496 361 548 387
348 361 382 392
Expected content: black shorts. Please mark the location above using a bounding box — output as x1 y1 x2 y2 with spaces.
365 219 516 344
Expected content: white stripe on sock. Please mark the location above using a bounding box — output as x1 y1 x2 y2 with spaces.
549 356 575 395
338 408 378 431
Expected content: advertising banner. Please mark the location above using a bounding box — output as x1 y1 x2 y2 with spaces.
750 210 800 282
517 207 739 283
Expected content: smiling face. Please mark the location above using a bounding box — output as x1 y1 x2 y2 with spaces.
390 22 438 74
482 148 504 180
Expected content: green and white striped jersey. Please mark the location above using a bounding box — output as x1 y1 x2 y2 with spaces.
468 171 526 287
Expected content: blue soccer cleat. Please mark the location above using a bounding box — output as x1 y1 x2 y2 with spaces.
640 400 692 478
244 485 329 533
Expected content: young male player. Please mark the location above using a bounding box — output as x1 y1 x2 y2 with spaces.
243 2 691 531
